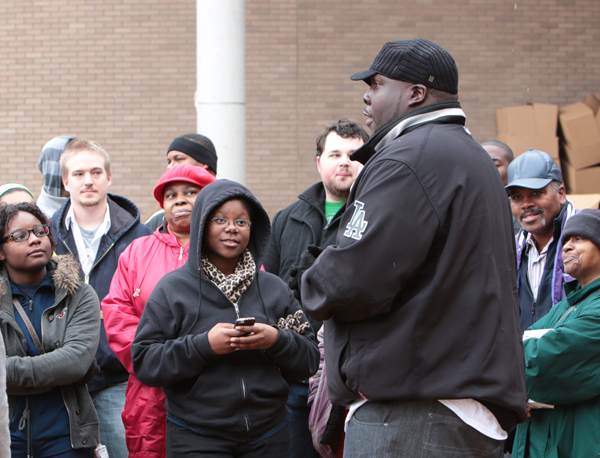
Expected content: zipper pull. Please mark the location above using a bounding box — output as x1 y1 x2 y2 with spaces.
29 300 33 312
179 246 184 261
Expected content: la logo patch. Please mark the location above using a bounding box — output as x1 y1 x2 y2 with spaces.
344 201 368 240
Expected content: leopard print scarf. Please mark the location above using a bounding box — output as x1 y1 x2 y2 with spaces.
201 249 255 304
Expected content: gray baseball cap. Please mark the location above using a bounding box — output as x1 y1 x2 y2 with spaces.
505 149 562 190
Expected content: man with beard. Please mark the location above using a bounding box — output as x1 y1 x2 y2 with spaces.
300 39 526 457
264 118 368 458
52 138 152 458
506 149 579 332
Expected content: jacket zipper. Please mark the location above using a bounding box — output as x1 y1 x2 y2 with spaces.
208 279 248 320
62 239 115 284
179 246 184 261
240 369 251 439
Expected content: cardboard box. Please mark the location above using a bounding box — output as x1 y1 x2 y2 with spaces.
497 133 559 159
497 103 558 136
566 193 600 210
497 105 537 136
561 160 600 194
558 99 600 169
586 93 600 116
496 103 559 158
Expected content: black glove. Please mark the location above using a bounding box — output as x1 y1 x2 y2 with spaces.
76 358 100 385
320 404 346 450
287 245 323 301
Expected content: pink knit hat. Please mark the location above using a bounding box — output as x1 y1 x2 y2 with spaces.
153 164 217 208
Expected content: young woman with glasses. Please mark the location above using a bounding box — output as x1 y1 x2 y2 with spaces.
0 202 101 458
132 180 319 458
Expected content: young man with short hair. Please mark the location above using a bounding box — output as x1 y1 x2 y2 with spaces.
265 118 368 458
52 138 152 458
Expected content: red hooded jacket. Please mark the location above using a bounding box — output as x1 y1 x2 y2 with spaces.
102 226 189 458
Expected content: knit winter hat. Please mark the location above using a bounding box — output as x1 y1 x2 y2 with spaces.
350 39 459 94
167 135 218 174
153 164 217 208
561 209 600 250
0 183 35 201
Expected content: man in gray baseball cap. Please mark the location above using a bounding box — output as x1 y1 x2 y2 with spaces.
506 149 579 332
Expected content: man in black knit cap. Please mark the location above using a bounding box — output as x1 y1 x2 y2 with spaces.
145 133 218 230
300 39 527 456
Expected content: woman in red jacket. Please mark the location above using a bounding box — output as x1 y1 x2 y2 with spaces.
102 164 216 458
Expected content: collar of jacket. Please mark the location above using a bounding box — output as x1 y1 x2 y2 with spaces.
565 276 600 307
297 182 347 227
55 193 141 241
0 254 82 308
351 101 465 165
298 182 327 211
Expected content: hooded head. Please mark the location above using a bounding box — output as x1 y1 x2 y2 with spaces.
38 136 75 196
186 180 271 277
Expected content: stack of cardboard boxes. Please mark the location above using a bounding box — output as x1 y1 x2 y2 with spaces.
496 94 600 194
496 103 560 164
558 93 600 194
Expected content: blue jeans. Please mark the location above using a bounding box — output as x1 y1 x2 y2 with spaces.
345 399 504 458
90 382 128 458
286 381 320 458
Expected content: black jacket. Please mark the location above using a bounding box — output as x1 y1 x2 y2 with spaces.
301 102 527 432
51 194 152 391
264 182 344 331
132 180 319 442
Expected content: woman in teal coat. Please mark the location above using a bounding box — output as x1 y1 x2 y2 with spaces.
513 208 600 458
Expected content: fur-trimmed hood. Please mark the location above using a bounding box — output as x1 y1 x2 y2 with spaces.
0 254 82 297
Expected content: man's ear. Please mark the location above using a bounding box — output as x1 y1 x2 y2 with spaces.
0 246 6 262
316 155 322 174
408 84 427 106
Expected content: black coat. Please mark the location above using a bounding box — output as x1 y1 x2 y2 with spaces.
132 180 319 442
52 194 152 391
264 182 344 332
302 102 527 433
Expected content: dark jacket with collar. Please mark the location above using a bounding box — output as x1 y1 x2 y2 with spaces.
132 180 319 443
0 255 100 450
51 194 152 391
301 102 527 432
264 182 344 332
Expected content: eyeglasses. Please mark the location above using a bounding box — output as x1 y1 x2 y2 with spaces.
2 225 50 243
210 218 252 230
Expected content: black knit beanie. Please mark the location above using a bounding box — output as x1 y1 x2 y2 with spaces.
168 136 218 174
350 39 459 94
561 209 600 250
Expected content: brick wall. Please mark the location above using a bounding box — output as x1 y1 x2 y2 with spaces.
0 0 197 221
1 0 599 219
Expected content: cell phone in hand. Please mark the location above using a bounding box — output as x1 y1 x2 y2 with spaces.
235 317 256 327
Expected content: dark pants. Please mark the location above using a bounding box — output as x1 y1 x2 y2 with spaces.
287 381 320 458
166 421 290 458
345 399 504 458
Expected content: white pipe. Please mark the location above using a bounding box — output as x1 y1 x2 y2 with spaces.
195 1 246 184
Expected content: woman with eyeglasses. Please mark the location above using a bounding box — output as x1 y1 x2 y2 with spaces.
0 202 101 458
101 164 216 458
132 180 319 458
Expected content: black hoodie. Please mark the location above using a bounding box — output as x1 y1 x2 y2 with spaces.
132 180 319 442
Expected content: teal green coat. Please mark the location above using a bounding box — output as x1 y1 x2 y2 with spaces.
513 277 600 458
